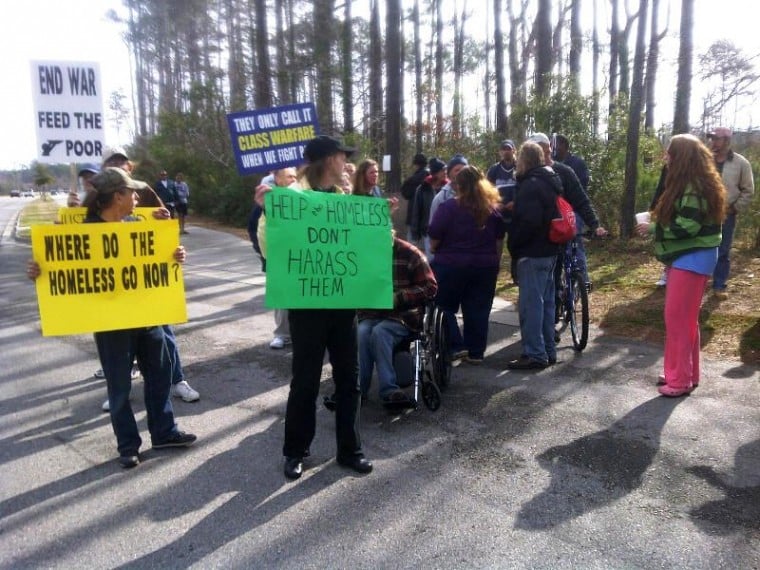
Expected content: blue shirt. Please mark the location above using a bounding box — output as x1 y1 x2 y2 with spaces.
671 247 718 276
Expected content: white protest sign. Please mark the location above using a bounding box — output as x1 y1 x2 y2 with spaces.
30 60 105 164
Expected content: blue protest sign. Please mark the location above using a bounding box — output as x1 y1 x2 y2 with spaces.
227 102 319 175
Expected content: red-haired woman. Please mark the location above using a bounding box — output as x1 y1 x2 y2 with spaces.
636 134 726 397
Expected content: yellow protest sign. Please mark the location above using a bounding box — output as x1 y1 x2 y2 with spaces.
31 220 187 336
57 207 158 224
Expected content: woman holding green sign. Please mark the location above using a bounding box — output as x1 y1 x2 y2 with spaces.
260 135 373 481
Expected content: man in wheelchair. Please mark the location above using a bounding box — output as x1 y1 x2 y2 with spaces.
325 236 437 411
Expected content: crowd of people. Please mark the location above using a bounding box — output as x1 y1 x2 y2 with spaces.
27 128 752 477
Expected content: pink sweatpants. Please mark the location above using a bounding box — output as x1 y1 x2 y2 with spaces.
663 268 708 390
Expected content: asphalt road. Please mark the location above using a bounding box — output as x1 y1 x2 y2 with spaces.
0 205 758 569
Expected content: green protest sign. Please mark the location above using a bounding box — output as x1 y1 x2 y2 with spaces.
264 188 393 308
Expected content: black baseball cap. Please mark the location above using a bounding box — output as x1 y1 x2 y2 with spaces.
303 135 355 162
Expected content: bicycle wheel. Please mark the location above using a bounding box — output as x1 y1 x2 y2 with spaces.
431 307 451 390
569 271 589 351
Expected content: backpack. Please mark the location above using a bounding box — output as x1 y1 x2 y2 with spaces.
548 194 577 244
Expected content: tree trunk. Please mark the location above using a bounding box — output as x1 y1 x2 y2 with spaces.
314 0 335 133
369 0 383 147
507 0 530 139
493 0 508 135
434 0 444 143
253 0 273 108
569 0 582 91
413 0 424 151
226 0 247 112
644 0 665 133
287 0 298 102
592 0 600 135
342 0 354 132
621 0 649 237
275 0 289 104
534 0 552 99
672 0 694 134
618 8 639 98
452 3 467 138
386 0 402 193
608 0 620 123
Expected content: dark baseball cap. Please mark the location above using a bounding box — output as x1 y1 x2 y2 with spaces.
500 139 516 150
303 135 355 162
91 167 147 195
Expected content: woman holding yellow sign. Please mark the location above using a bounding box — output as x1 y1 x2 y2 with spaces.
28 167 196 469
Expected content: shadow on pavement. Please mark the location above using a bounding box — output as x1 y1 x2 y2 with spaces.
514 395 685 530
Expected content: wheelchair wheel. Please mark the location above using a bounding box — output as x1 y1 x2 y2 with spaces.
431 306 451 390
421 380 441 411
569 271 589 351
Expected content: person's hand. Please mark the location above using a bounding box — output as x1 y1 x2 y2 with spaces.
152 207 171 220
66 192 80 207
635 222 650 237
26 260 41 280
595 226 608 237
254 184 272 208
387 196 399 214
503 200 514 211
173 246 186 263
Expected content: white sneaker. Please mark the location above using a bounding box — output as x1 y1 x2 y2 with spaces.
269 336 291 349
94 369 105 379
172 380 200 402
102 398 110 412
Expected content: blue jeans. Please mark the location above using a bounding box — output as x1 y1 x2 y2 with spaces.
358 318 410 398
713 212 736 291
516 256 557 364
95 326 178 456
162 325 184 385
432 262 499 359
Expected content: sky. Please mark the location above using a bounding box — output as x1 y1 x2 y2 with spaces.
1 0 759 171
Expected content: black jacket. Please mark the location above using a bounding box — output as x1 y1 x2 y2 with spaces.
551 161 599 231
410 178 438 239
401 166 429 225
508 166 563 259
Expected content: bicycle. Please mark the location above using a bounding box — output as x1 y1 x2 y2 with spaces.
555 234 590 351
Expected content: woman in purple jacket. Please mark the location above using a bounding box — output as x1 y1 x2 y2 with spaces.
428 165 506 363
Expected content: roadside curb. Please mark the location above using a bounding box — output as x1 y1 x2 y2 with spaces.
1 209 20 245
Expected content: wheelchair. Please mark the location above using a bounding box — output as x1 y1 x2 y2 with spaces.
392 303 451 411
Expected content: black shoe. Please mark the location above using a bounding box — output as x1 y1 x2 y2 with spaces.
284 456 304 480
507 356 548 370
152 431 197 449
337 455 373 474
119 454 140 469
548 356 557 365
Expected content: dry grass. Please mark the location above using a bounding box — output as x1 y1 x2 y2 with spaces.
189 214 760 366
16 197 60 238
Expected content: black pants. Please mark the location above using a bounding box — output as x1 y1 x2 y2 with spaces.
283 309 362 459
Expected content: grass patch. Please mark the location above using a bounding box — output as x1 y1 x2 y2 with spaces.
16 198 61 239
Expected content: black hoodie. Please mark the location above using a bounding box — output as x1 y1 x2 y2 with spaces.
508 166 563 259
